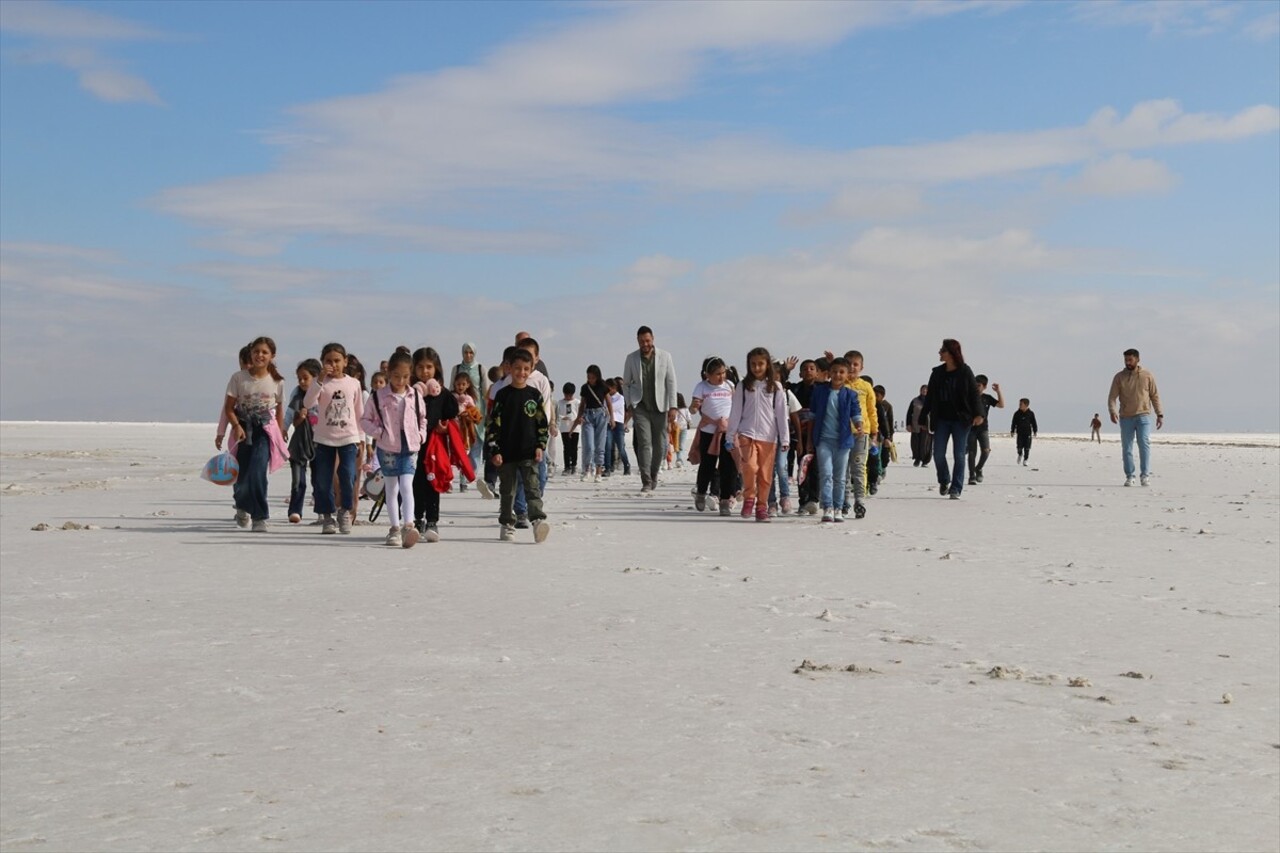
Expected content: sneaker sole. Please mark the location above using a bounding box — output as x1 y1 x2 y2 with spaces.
476 481 494 499
401 528 419 549
424 529 440 543
533 521 551 543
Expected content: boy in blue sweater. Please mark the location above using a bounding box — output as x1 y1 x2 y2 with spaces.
806 358 864 523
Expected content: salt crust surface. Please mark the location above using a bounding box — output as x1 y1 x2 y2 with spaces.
1 423 1277 852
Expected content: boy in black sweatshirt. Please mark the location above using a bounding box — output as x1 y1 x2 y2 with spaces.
1010 398 1038 466
486 349 551 542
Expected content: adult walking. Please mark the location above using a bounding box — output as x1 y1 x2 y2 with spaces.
906 385 931 467
1107 348 1163 487
622 325 679 492
924 339 982 499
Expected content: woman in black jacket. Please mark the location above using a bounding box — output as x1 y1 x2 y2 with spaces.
924 338 982 499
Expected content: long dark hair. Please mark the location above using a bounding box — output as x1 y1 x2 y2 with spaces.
742 346 777 393
940 338 965 367
248 336 284 382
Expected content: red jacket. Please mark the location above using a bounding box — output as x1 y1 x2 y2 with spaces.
422 421 476 492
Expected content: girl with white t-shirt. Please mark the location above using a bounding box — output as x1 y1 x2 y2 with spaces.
690 357 737 516
303 342 366 535
222 336 287 532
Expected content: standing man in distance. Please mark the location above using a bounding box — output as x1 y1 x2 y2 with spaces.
1107 348 1163 487
623 326 679 492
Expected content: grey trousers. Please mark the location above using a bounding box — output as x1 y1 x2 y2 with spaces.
632 405 669 485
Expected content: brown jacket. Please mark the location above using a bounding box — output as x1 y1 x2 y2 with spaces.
1108 366 1162 419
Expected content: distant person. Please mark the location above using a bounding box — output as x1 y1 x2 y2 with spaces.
727 347 790 522
1090 413 1102 443
923 338 982 500
557 382 581 476
361 350 427 549
906 385 931 467
808 357 862 524
304 342 365 535
1107 348 1163 487
1010 398 1039 465
967 375 1005 485
623 325 680 492
224 337 287 532
486 349 550 543
573 365 610 482
514 331 549 383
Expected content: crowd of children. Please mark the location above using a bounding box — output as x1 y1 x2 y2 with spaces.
218 335 1039 542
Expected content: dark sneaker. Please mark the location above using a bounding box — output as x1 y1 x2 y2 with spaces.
854 502 866 519
695 493 706 512
939 484 948 496
515 515 530 529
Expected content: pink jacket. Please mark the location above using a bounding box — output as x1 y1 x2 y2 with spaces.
728 382 791 446
361 386 428 454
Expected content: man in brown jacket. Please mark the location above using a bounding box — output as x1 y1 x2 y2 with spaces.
1107 348 1164 487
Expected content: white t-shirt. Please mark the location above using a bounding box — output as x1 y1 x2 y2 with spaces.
225 370 283 420
608 392 626 424
556 398 580 433
785 388 802 416
692 380 734 432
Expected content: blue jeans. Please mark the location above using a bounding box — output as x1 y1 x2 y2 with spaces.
514 456 548 516
816 439 850 510
933 420 971 496
234 422 273 521
605 423 630 473
767 443 791 506
580 408 608 472
312 443 358 515
1119 413 1153 477
288 460 310 518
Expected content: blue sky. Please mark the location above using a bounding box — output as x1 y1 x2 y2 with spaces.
1 0 1277 431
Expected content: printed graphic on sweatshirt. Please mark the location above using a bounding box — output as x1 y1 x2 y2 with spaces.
325 389 353 430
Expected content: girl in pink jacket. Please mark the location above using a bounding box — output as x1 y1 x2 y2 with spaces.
361 351 428 548
727 347 791 522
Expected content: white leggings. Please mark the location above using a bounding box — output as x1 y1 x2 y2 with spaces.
383 474 416 528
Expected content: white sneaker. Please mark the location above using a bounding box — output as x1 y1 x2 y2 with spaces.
1140 474 1150 486
337 510 352 534
533 520 550 543
384 526 403 547
251 519 268 533
821 509 835 523
235 510 251 529
321 513 338 534
593 470 600 483
476 480 494 499
1124 476 1135 487
499 524 515 542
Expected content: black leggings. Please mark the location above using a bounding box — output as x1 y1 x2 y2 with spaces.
696 431 738 500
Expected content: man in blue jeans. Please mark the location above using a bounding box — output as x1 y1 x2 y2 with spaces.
1107 348 1164 487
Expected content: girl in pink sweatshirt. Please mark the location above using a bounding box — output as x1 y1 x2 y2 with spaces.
302 342 365 535
727 347 791 522
361 351 427 548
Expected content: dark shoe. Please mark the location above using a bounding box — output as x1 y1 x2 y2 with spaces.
695 493 706 512
854 502 866 519
939 484 948 496
515 515 530 529
968 477 977 486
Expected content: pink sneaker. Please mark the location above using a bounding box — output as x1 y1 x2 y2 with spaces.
740 498 755 519
755 505 770 522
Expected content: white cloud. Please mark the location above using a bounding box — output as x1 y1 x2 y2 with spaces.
610 255 696 294
1243 11 1280 40
1 1 166 105
812 185 926 221
1063 154 1177 196
0 240 166 301
1071 0 1240 37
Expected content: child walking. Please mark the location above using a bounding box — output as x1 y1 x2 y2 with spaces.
303 342 365 535
727 347 791 522
690 356 737 516
1011 398 1039 465
361 351 427 548
285 358 321 523
410 347 459 542
557 382 581 475
223 336 288 532
808 357 863 523
486 349 551 543
452 371 488 495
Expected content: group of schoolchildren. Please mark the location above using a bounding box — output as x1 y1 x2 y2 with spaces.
219 334 1040 544
218 336 553 547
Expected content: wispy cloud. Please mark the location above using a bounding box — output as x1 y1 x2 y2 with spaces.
148 0 1278 256
0 0 166 105
1061 153 1177 196
1071 0 1244 37
0 240 169 301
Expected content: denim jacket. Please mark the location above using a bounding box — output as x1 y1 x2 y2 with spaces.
808 383 862 450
